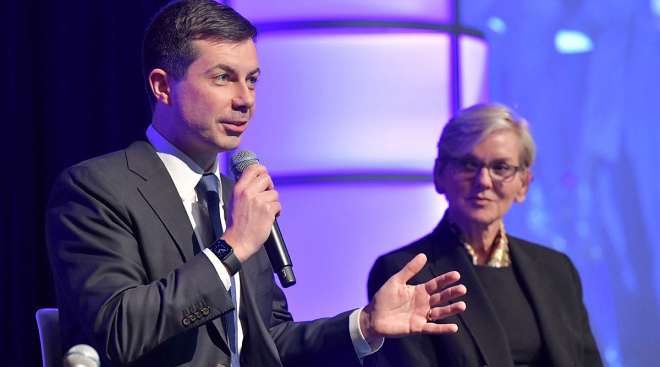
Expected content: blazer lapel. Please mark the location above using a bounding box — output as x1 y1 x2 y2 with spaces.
220 174 233 227
126 142 233 350
427 222 514 367
509 241 572 367
126 141 195 261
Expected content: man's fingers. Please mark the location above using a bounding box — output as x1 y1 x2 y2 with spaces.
235 164 276 197
426 301 466 322
259 189 279 203
236 164 273 188
393 253 428 283
425 270 461 294
429 284 467 305
421 322 459 335
236 163 264 182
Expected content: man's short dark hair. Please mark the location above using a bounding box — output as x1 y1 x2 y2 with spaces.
142 0 257 103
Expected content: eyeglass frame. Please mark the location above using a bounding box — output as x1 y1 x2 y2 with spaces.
442 156 526 183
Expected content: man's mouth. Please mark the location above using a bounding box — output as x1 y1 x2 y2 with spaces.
221 120 248 134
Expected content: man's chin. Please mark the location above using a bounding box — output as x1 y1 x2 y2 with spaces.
214 136 242 152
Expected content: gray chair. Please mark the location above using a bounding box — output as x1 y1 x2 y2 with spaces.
35 308 62 367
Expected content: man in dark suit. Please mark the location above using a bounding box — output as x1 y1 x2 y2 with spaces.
367 103 602 366
46 1 467 366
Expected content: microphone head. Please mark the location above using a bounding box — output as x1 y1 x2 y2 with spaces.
63 344 100 367
231 150 259 177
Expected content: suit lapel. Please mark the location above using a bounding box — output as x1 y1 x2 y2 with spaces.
126 141 195 261
125 142 234 350
220 175 233 227
509 241 572 367
427 222 514 367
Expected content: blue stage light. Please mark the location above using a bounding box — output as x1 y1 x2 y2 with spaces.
487 16 507 34
554 30 594 54
652 0 660 16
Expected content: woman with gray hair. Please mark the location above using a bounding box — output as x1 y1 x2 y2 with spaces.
368 103 603 366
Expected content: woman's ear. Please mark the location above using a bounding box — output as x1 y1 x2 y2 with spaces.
514 169 532 203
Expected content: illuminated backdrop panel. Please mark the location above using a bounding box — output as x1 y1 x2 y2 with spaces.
233 0 452 23
230 0 487 321
241 32 452 173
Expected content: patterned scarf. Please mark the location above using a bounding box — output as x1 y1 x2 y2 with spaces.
450 221 511 267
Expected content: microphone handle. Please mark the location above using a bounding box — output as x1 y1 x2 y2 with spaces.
265 219 296 287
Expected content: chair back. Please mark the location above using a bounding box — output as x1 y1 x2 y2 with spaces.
35 308 62 367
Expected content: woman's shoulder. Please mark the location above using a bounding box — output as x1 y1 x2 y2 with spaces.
374 232 437 266
508 235 576 270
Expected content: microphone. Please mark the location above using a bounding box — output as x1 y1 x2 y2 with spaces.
63 344 100 367
231 150 296 288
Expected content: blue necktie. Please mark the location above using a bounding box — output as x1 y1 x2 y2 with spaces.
197 173 238 360
197 173 224 241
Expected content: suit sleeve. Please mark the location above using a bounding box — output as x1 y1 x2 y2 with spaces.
46 166 234 365
266 279 362 367
564 255 604 366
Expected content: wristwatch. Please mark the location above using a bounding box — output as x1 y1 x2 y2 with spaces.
210 238 242 276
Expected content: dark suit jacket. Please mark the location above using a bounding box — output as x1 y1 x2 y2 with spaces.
46 141 360 367
367 219 603 367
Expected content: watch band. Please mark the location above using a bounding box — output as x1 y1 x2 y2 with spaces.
210 238 242 276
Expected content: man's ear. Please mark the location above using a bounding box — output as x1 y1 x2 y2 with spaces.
514 169 532 203
148 68 173 105
433 158 445 194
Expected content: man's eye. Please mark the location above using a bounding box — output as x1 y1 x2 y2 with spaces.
247 76 259 88
215 74 229 82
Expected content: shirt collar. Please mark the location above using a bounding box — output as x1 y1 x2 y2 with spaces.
446 218 511 268
146 124 223 204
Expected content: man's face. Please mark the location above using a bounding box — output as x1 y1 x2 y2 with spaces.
434 129 529 227
162 38 259 158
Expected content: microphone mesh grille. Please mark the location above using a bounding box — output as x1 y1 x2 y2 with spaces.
231 150 259 177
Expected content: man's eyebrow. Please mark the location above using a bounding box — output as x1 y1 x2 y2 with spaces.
206 63 235 75
206 64 260 76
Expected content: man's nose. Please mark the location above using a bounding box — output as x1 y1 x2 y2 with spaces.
232 82 255 113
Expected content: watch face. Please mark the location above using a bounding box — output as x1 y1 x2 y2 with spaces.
214 240 233 259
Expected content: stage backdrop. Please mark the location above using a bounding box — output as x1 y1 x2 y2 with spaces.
230 0 488 320
2 1 657 366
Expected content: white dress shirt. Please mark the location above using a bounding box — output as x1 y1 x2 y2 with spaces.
146 124 381 365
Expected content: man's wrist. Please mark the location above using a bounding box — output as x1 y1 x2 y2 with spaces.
209 238 241 276
351 308 384 358
360 303 377 341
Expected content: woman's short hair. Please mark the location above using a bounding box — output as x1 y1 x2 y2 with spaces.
437 103 536 169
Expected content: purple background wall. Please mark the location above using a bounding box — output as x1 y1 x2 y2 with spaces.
231 0 483 321
2 1 658 366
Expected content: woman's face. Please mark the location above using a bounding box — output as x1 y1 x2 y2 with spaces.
434 129 530 227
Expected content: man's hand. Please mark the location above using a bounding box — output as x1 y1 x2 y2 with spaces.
222 164 281 263
360 253 466 344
